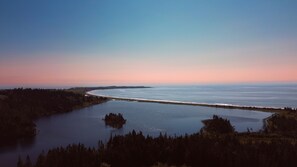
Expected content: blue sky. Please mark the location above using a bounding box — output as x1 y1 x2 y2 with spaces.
0 0 297 86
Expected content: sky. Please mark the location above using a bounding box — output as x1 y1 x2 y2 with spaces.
0 0 297 87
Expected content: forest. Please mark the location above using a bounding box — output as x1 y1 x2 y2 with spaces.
17 112 297 167
0 88 107 145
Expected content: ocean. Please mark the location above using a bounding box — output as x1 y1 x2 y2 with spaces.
90 84 297 108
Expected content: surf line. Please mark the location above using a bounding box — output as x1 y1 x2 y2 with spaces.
86 92 287 113
87 93 281 112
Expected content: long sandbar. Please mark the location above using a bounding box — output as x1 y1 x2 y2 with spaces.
87 93 290 113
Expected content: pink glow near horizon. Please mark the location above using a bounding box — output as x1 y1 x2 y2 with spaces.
1 46 297 86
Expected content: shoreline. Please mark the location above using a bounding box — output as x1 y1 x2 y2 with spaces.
87 92 289 113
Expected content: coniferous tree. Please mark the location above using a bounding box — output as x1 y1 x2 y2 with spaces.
25 155 32 167
17 156 23 167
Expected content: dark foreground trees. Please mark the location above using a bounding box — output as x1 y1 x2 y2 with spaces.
18 115 297 167
0 88 107 145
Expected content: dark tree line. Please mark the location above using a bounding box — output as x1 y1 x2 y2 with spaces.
0 88 107 145
18 115 297 167
264 111 297 137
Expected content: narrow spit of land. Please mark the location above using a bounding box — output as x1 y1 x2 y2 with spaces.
87 93 294 114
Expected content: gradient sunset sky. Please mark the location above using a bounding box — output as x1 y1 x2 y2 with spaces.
0 0 297 87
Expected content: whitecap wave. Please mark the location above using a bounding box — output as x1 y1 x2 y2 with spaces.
87 92 283 111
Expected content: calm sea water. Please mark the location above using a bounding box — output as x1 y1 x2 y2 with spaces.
90 84 297 108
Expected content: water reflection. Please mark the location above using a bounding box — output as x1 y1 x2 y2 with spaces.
0 137 35 154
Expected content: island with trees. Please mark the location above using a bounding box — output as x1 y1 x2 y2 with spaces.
201 115 235 134
103 113 126 129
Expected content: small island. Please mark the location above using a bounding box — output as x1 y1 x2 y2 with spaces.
103 113 126 129
202 115 235 134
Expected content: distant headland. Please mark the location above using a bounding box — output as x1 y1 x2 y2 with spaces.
68 86 151 94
